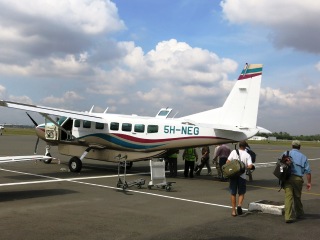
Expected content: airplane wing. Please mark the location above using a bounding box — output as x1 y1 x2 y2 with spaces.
0 100 106 123
0 155 52 163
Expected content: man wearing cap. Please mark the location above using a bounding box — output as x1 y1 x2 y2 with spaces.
283 140 312 223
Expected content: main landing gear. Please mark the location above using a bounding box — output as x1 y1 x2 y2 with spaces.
68 147 92 173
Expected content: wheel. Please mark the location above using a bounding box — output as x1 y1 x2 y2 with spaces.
43 153 52 164
165 186 171 192
148 185 152 190
69 156 82 172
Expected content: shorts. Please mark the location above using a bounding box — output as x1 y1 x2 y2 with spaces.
229 176 246 195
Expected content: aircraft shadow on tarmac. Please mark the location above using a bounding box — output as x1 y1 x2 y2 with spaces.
0 189 77 202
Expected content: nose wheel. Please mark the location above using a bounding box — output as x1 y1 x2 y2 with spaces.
43 146 52 164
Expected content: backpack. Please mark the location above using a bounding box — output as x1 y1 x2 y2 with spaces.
246 147 256 163
273 150 292 191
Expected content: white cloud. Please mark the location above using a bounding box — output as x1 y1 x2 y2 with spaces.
0 0 124 34
43 91 83 106
0 0 125 64
143 39 237 83
221 0 320 53
261 84 320 109
8 95 33 104
258 83 320 134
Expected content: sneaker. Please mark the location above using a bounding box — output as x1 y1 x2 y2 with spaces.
237 206 243 215
285 219 295 223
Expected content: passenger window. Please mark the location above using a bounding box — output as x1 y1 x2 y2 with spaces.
96 122 104 130
122 123 132 132
83 121 91 128
147 125 158 133
134 124 145 133
74 119 80 128
110 122 119 131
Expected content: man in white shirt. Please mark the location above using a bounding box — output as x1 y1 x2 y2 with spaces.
227 141 253 216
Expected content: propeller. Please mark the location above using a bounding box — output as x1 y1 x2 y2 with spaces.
26 112 40 154
26 112 38 127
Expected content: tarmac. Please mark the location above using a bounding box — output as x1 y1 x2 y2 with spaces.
0 135 319 240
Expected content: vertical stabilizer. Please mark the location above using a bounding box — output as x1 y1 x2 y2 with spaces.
181 63 262 129
220 63 262 128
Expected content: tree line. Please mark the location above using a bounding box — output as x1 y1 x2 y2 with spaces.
258 132 320 141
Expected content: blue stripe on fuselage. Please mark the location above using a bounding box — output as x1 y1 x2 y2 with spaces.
78 133 164 150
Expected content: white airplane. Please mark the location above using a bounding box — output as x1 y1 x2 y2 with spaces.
0 63 263 176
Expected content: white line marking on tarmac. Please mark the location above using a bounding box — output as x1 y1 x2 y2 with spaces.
0 168 235 210
2 158 320 208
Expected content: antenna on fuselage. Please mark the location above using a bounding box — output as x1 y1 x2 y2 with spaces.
89 105 94 114
172 111 179 118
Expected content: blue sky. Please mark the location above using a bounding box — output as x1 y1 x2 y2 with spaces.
0 0 319 135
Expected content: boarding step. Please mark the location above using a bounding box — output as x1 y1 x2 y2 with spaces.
248 200 284 215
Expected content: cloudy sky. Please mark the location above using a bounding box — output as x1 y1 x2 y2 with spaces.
0 0 319 135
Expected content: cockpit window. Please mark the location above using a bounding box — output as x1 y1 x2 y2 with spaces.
57 117 67 125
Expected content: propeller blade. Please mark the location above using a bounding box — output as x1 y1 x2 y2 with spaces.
26 112 38 126
34 137 39 154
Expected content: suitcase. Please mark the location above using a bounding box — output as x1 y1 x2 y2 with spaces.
222 160 245 178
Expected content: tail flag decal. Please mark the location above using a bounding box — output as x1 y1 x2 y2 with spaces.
238 63 263 80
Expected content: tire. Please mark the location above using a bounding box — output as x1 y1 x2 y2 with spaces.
43 153 52 164
69 156 82 173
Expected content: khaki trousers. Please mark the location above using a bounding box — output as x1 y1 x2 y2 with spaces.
284 175 304 221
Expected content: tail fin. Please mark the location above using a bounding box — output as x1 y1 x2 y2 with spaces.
181 63 263 129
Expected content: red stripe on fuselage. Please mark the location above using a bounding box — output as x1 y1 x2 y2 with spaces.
113 133 229 144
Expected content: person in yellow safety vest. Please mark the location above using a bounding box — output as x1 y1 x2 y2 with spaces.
167 150 179 177
183 147 198 178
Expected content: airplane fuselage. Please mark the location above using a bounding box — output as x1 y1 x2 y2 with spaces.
35 114 257 162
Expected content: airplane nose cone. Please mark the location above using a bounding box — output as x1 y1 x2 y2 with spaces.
35 125 45 140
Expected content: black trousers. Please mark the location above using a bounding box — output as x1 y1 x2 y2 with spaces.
219 157 228 179
168 157 178 177
184 160 195 178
